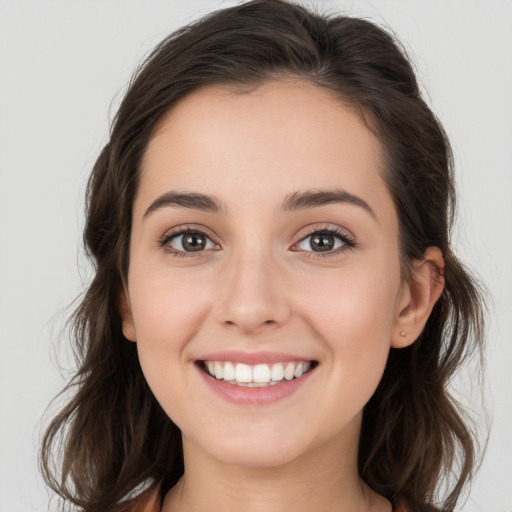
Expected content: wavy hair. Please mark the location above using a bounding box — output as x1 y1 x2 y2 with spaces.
40 1 485 511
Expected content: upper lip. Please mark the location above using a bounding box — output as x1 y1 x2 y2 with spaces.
197 351 315 365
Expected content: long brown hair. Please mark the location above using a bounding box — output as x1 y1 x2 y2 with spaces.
40 1 486 511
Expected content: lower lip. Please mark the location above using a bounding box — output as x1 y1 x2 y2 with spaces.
196 364 316 405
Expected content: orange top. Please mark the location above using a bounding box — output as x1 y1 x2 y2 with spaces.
393 498 408 512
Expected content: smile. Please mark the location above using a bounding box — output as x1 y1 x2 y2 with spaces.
201 360 315 387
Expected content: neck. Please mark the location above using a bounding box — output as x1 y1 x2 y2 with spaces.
162 418 391 512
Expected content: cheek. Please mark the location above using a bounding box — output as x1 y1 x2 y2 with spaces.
127 269 212 388
296 263 400 339
129 264 211 336
294 264 400 393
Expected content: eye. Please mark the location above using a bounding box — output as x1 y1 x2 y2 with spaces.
161 229 219 255
294 228 355 254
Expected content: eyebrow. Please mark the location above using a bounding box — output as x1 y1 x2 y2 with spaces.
143 188 375 219
144 191 227 217
281 188 376 219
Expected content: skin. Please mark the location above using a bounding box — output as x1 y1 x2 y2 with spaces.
120 80 444 512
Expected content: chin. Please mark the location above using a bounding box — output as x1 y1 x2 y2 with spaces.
208 441 306 468
188 421 329 469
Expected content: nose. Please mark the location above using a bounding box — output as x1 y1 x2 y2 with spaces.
213 248 291 336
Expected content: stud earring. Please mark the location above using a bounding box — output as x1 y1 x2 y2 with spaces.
400 331 406 337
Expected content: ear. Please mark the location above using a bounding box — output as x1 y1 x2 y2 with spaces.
118 286 137 342
392 246 445 348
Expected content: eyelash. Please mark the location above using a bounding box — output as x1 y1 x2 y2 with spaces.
159 225 219 258
294 225 356 259
158 225 356 259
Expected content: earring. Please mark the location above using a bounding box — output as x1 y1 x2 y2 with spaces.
400 331 406 337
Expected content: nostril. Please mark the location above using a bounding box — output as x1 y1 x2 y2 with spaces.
222 318 279 335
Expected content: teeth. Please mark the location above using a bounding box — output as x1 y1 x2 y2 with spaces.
253 364 271 383
223 361 235 381
214 361 223 380
270 363 284 381
235 363 252 383
203 360 314 386
284 362 295 380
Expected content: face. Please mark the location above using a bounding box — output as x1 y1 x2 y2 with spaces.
121 80 411 468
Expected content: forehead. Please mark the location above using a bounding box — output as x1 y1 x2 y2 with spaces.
137 80 390 216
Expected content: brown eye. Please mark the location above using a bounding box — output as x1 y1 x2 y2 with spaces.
310 233 335 251
296 230 346 253
167 231 216 252
182 232 206 251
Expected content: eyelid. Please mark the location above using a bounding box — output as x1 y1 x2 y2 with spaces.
291 224 356 256
159 224 221 256
157 223 356 258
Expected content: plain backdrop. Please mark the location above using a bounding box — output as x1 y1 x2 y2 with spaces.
0 1 511 511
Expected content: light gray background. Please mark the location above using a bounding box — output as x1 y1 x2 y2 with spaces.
1 1 511 511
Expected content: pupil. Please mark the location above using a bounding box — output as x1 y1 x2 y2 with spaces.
183 233 205 251
311 233 334 251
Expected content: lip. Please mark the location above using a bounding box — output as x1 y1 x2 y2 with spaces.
195 355 317 405
198 350 313 365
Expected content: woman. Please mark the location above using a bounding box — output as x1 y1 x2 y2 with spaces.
40 1 485 511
